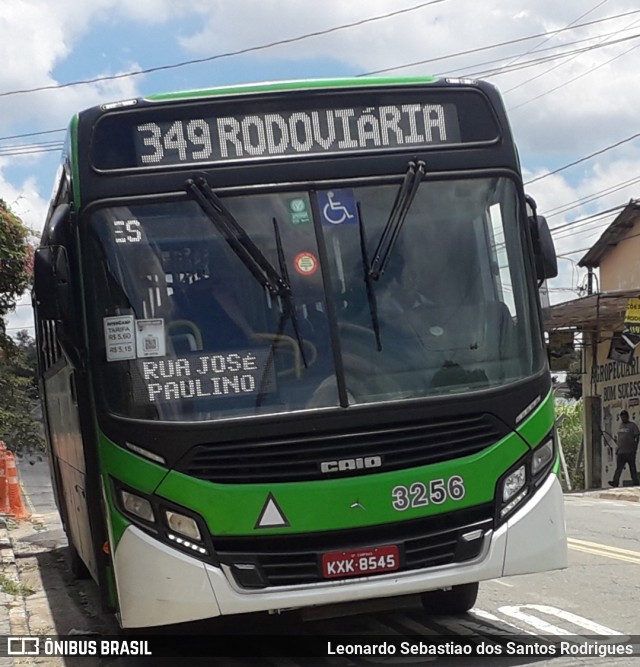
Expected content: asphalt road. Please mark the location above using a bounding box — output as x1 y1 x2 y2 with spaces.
11 460 640 666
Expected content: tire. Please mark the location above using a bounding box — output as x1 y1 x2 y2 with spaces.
67 542 91 580
420 582 479 615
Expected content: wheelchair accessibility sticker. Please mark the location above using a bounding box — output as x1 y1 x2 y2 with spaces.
318 189 358 225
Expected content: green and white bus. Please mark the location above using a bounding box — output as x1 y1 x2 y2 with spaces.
33 77 566 629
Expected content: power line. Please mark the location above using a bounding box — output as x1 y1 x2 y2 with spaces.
0 9 637 146
557 245 600 258
550 205 625 233
510 38 640 110
467 32 640 79
0 7 637 222
0 128 65 141
551 217 622 248
0 0 450 100
503 0 611 93
436 27 638 79
2 28 632 148
524 132 640 185
543 175 640 218
0 140 64 155
552 216 619 242
0 6 637 104
358 9 640 76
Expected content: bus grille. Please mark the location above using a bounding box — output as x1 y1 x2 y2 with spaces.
215 504 494 588
176 413 506 483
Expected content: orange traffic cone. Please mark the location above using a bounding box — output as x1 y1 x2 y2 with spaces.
0 443 9 515
5 451 30 520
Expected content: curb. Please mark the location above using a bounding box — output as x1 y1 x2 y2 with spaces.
596 490 640 502
565 487 640 502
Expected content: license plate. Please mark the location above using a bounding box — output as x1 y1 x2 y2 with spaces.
321 545 400 579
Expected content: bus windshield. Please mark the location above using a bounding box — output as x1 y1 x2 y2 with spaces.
87 176 544 422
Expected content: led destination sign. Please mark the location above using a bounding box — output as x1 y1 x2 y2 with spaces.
91 89 500 170
131 349 277 405
134 103 461 166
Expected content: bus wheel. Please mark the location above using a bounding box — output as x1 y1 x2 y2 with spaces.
68 543 91 580
420 582 479 615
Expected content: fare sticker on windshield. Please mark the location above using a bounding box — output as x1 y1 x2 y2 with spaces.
104 316 166 361
104 316 136 361
135 319 166 358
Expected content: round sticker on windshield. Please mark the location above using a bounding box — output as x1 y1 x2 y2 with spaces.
294 252 318 276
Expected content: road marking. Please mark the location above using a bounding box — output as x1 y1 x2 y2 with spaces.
488 578 514 587
568 538 640 565
499 604 624 637
472 609 538 635
20 481 36 514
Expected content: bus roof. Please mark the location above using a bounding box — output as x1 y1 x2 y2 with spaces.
142 76 443 103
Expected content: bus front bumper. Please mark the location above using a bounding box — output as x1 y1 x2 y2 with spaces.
113 474 567 628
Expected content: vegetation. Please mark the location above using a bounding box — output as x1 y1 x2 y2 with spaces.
0 331 44 455
556 400 584 489
0 572 35 597
0 199 34 353
0 199 42 455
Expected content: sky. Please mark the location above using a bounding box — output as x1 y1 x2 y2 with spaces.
2 0 640 336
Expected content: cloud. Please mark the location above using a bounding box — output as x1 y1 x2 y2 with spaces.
1 0 640 332
0 165 47 233
176 0 640 162
0 0 198 133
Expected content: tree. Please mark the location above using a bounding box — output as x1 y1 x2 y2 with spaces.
0 201 42 454
0 331 44 455
0 199 34 353
556 400 584 489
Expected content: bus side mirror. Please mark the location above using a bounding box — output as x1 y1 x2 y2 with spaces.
33 244 80 362
531 214 558 280
33 246 72 320
525 196 558 281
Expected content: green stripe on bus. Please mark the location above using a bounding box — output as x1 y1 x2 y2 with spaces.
146 76 440 102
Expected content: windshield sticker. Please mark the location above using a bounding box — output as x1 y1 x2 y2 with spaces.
294 252 318 276
318 189 358 226
135 319 166 358
288 198 311 225
104 316 136 362
133 348 277 404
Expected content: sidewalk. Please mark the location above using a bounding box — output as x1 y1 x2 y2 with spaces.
0 518 31 629
0 517 30 666
566 485 640 502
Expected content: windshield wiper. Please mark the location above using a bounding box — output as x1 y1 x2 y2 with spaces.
272 216 308 368
186 178 308 390
186 177 289 299
368 160 426 281
357 202 382 351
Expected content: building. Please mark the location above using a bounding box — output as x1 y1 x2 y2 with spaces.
545 199 640 488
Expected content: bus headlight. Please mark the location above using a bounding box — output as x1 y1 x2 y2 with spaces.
121 490 155 523
502 465 526 503
497 431 555 522
112 478 213 562
532 439 554 476
165 511 201 541
499 463 528 520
